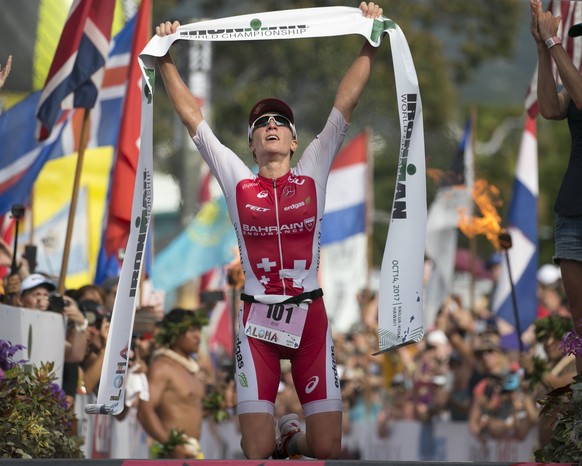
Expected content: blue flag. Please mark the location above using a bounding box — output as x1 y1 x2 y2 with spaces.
492 116 538 349
152 197 237 292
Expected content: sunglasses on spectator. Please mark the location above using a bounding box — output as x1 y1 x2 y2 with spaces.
248 114 297 140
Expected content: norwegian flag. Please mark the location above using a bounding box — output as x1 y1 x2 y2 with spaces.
525 0 582 117
36 0 116 141
0 21 133 220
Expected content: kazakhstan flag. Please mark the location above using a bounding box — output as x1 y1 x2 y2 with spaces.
152 197 237 292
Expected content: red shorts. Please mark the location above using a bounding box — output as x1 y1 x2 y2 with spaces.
234 298 342 416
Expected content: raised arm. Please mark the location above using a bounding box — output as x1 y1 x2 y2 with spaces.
334 2 383 122
155 21 204 137
531 0 582 119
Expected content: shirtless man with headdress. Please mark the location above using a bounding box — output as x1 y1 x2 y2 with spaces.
137 308 208 459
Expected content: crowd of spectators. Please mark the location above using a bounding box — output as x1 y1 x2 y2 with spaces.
329 263 575 459
0 257 576 459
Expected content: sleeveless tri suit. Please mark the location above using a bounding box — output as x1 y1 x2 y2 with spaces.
193 108 348 416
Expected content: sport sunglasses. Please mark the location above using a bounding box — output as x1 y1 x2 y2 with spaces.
248 114 297 141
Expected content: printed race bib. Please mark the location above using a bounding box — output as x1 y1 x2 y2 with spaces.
245 302 308 349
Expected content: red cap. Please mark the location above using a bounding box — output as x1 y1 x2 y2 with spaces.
248 98 294 126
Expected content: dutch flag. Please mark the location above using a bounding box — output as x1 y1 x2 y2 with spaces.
321 131 368 245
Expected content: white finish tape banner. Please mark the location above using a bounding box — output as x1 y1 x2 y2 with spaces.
90 6 427 414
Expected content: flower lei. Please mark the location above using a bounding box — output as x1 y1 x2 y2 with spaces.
153 347 200 374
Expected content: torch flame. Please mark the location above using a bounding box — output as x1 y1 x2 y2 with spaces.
458 179 506 250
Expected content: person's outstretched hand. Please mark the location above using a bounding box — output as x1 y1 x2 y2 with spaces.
359 1 383 19
156 20 180 37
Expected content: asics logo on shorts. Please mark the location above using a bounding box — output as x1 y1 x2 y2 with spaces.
305 376 319 394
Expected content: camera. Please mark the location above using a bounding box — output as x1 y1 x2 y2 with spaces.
501 371 521 392
49 294 67 313
79 300 105 330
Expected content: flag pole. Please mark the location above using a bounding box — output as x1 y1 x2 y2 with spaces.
364 127 373 416
365 127 374 289
57 108 90 294
468 107 477 313
498 231 524 353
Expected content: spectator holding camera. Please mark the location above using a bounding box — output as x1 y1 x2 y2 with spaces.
18 273 87 360
468 332 537 443
72 283 107 309
18 273 54 311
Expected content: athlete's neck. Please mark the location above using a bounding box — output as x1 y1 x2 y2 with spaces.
258 160 291 180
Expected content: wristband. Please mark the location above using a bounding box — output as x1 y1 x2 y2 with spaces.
545 36 562 49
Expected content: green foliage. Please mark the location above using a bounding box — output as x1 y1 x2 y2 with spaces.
534 374 582 463
0 341 83 459
203 387 230 423
535 315 574 341
150 428 188 458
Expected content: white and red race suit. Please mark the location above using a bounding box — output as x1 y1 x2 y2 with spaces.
193 108 347 416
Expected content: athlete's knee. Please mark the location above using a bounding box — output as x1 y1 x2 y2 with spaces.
241 438 275 460
309 440 341 459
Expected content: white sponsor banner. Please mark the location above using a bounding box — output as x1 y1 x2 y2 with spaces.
0 304 65 386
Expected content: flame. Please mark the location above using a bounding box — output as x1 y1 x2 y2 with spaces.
458 179 506 250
